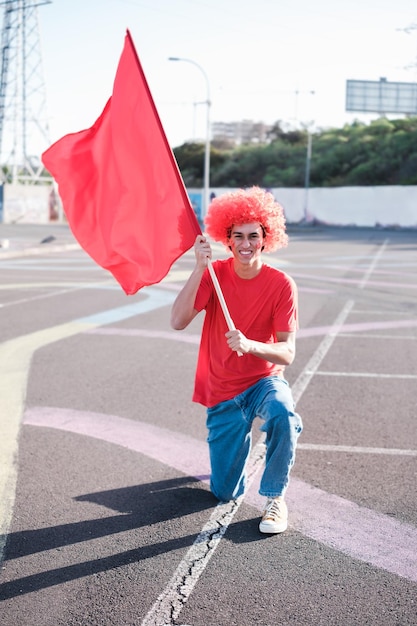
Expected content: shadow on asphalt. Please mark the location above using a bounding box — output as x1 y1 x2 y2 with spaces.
1 476 277 600
4 476 214 561
0 476 218 600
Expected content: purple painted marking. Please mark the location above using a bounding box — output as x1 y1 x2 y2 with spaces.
299 287 334 294
309 265 416 279
86 327 200 344
245 481 417 583
24 407 417 583
86 319 417 342
292 272 417 290
23 406 210 480
298 318 417 338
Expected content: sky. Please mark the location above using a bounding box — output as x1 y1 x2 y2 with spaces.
5 0 417 158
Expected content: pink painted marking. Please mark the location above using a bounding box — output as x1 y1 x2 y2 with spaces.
86 327 200 344
299 287 334 294
86 319 417 342
24 406 210 480
24 407 417 583
309 265 416 279
246 481 417 582
298 318 417 338
292 272 417 290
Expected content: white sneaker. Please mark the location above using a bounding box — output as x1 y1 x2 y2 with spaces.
259 497 288 534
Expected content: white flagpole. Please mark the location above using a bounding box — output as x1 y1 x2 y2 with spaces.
207 259 243 357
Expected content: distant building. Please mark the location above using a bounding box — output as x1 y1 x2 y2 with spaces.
211 120 272 145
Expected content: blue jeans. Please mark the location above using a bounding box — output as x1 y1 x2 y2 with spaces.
206 376 302 501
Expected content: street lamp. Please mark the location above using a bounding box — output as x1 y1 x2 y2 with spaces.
168 57 211 222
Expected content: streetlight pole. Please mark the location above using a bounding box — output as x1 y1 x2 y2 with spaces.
301 90 315 223
304 129 312 222
168 57 211 223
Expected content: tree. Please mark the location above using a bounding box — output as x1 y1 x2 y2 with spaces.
173 117 417 188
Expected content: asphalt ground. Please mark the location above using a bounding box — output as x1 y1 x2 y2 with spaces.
0 222 416 626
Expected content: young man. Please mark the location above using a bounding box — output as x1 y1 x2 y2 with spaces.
171 186 302 533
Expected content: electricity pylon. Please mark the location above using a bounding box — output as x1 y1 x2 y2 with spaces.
0 0 51 184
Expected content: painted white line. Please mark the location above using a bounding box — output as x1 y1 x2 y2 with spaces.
297 443 417 456
3 257 92 265
0 286 92 308
0 282 120 308
141 441 265 626
291 300 355 403
0 281 113 290
313 371 417 379
358 239 389 289
0 242 80 259
164 270 201 282
142 498 243 624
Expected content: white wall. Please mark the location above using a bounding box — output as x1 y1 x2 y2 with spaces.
3 184 417 228
303 186 417 228
3 184 51 224
209 186 417 228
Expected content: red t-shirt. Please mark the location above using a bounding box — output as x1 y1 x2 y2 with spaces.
193 257 298 407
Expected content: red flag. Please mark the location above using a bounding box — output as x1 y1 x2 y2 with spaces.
42 30 201 295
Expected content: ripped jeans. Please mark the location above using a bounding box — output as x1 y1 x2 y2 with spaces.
206 376 302 501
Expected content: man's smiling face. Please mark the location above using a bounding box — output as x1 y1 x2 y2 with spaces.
227 222 265 267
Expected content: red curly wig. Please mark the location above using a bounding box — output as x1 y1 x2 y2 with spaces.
204 187 288 253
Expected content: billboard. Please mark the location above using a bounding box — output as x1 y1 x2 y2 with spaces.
346 78 417 115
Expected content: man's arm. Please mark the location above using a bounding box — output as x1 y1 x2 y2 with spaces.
170 235 212 330
225 330 296 365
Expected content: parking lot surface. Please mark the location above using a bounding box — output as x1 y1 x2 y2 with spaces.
0 223 416 625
